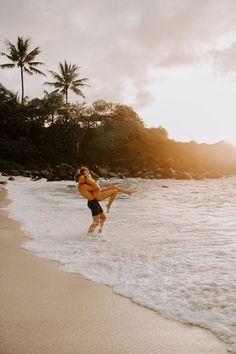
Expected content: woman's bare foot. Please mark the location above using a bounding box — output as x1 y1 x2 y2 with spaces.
106 202 112 213
127 190 137 196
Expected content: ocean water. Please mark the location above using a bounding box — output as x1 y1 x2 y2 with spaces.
5 176 236 352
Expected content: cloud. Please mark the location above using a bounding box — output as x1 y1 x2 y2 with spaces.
1 0 236 108
209 41 236 76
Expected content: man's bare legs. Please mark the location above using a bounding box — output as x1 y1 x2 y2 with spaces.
98 213 107 233
87 215 100 235
87 213 107 235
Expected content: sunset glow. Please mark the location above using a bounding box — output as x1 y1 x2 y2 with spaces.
1 0 236 145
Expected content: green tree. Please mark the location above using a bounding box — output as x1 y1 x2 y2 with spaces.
0 36 45 103
44 61 89 104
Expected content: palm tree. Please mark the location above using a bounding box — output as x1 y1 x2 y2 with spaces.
0 36 46 103
44 61 89 104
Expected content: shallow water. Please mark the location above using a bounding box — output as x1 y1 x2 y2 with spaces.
6 176 236 352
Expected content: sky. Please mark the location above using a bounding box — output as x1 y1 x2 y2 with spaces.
1 0 236 145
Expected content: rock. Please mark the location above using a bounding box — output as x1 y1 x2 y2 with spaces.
53 163 75 180
191 173 204 180
143 173 151 179
154 167 163 174
117 168 129 177
90 170 100 179
108 171 119 178
175 171 192 180
40 170 50 178
8 176 15 181
155 174 162 179
118 174 125 179
0 160 23 175
46 174 56 181
9 169 20 176
162 168 176 178
96 166 109 178
22 170 32 177
0 180 7 185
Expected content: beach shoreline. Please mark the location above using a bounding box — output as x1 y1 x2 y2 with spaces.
0 185 229 354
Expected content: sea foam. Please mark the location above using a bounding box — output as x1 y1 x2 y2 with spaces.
6 177 236 352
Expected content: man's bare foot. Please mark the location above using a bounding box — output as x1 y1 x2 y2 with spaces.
87 227 95 235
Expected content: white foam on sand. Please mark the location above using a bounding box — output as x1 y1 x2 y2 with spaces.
6 177 236 353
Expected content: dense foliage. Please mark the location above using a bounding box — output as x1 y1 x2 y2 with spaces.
1 83 236 178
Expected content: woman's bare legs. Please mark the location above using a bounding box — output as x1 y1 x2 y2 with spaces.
93 189 118 213
106 191 117 213
93 185 134 213
101 184 133 196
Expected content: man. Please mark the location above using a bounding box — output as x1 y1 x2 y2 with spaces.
75 167 134 235
75 172 107 235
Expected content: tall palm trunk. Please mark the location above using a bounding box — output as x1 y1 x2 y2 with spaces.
65 88 68 104
20 65 24 104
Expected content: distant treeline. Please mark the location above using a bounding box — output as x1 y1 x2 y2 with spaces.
1 36 236 180
1 83 236 179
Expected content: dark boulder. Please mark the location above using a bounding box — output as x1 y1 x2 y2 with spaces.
53 163 75 180
161 168 176 178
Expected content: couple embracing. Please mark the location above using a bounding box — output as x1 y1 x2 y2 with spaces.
75 167 134 235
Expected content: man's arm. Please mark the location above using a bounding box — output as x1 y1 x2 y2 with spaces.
85 177 101 191
83 184 98 192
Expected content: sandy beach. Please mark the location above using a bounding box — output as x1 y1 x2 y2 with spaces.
0 186 228 354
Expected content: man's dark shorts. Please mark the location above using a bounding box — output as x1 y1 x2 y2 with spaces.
87 199 103 216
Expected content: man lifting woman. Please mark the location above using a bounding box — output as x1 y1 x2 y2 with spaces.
75 167 134 235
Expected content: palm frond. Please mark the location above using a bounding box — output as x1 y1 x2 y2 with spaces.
4 41 19 61
48 70 64 83
50 89 60 94
70 72 80 81
0 63 15 68
25 47 41 62
28 66 46 76
17 37 31 58
72 78 89 86
44 81 64 88
59 62 66 77
1 52 14 61
61 87 67 94
28 61 45 66
69 65 79 75
24 67 33 75
71 86 85 98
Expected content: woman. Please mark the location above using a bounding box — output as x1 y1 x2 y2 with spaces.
79 167 134 213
